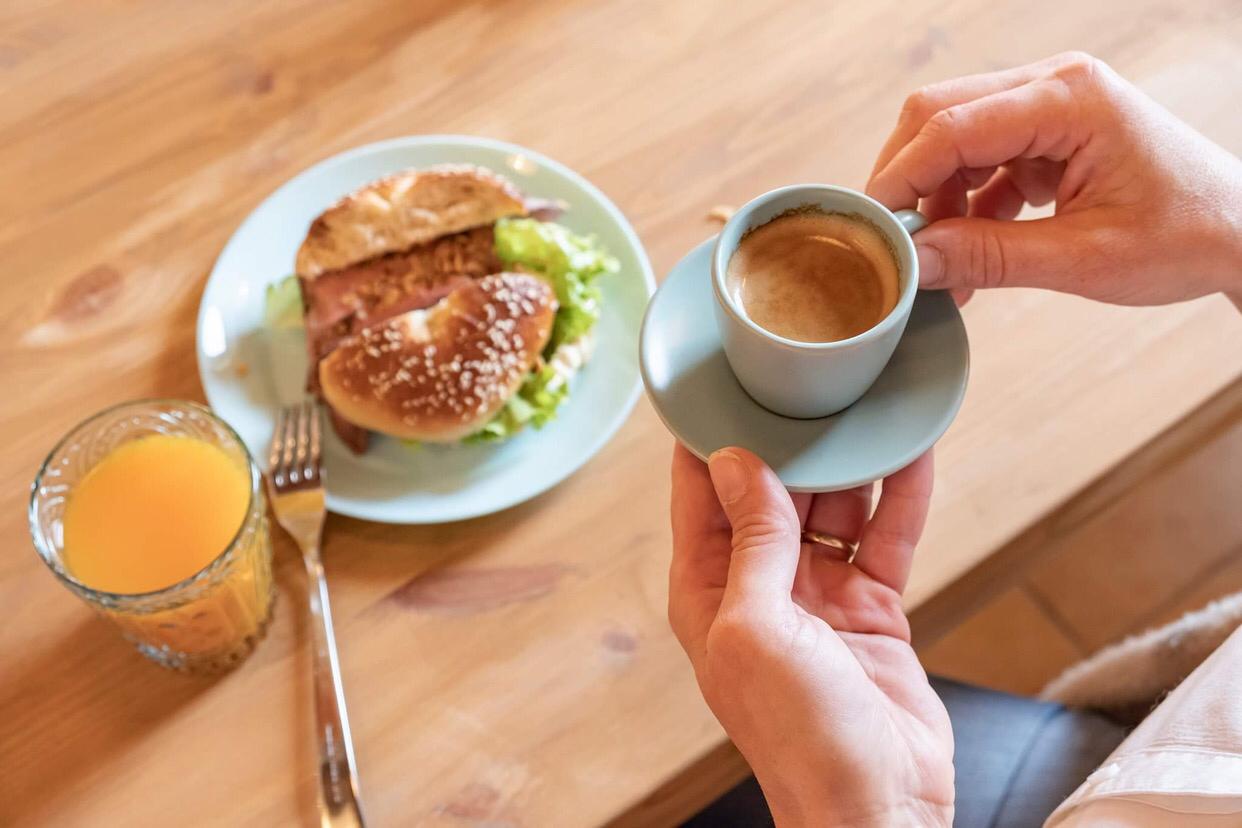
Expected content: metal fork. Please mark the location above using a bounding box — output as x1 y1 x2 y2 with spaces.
267 400 367 828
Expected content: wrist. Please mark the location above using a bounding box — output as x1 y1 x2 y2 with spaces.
1216 176 1242 298
771 799 953 828
1186 214 1242 302
762 775 952 828
1223 223 1242 299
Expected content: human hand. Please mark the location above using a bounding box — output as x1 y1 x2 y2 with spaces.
668 445 953 827
867 51 1242 306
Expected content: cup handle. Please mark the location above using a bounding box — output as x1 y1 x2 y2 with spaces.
895 208 928 235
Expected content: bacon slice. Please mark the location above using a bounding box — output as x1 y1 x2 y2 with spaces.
300 226 503 451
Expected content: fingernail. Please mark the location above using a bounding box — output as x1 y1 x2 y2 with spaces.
915 243 942 287
708 450 747 504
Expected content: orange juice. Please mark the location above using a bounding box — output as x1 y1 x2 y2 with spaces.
32 401 274 672
63 434 251 593
62 431 274 667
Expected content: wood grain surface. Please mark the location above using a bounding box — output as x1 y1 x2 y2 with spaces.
2 1 1240 825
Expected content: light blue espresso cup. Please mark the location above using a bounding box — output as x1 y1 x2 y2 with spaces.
711 185 927 419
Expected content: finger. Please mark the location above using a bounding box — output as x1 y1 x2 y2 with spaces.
804 484 873 547
913 212 1105 291
868 52 1089 180
920 173 968 223
792 492 812 525
968 168 1026 221
901 166 997 226
668 445 730 657
670 444 730 588
951 287 975 307
707 447 801 612
790 485 871 615
869 79 1084 211
970 159 1066 220
961 165 1001 190
1007 157 1065 206
855 450 934 593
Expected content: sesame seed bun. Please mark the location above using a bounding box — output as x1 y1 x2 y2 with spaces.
318 273 557 443
295 164 528 280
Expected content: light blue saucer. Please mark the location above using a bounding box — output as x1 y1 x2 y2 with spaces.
640 238 969 492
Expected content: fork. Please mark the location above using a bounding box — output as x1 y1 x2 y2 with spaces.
268 400 367 828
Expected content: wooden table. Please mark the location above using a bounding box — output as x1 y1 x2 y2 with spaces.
2 2 1239 825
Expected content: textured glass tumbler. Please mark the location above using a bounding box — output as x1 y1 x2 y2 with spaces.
29 400 274 673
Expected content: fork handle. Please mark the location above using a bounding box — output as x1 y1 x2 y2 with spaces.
305 551 367 828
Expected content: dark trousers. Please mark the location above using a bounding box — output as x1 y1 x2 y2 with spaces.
684 678 1130 828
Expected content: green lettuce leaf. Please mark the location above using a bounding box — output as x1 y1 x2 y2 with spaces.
264 275 303 330
462 218 615 443
464 362 570 443
493 217 617 353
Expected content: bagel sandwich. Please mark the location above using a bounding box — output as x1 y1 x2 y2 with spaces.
265 164 616 452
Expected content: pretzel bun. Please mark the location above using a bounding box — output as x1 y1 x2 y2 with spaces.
318 273 557 442
295 164 527 280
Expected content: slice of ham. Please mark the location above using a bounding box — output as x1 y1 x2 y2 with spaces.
329 407 371 454
301 226 504 451
304 272 477 391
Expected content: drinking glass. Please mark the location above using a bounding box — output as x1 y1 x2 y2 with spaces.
29 399 274 673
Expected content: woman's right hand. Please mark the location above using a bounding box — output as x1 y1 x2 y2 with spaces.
866 51 1242 307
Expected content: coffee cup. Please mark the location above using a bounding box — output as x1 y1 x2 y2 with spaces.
711 184 927 418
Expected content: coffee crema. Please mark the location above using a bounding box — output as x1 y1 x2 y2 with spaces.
725 211 899 343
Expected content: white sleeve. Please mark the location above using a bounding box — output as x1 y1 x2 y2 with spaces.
1054 799 1242 827
1045 626 1242 826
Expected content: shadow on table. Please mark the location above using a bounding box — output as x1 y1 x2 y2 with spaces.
0 616 214 825
322 477 576 592
268 529 324 828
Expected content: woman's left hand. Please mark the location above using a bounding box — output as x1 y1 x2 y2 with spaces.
668 445 954 827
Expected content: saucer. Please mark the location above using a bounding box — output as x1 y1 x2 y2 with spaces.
639 238 969 492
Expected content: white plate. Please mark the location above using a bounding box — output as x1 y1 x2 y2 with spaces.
197 136 655 523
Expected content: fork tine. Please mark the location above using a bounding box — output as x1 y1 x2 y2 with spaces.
303 400 322 482
303 402 317 471
268 401 325 492
294 401 311 484
268 406 287 473
279 404 298 481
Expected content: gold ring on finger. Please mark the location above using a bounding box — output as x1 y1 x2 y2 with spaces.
801 530 859 564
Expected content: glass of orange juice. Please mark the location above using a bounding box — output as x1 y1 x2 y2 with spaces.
29 399 274 673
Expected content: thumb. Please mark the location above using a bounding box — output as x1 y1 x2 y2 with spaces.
707 448 800 610
914 215 1087 292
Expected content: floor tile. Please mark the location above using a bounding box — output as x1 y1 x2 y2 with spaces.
1024 421 1242 651
918 587 1084 696
1136 545 1242 634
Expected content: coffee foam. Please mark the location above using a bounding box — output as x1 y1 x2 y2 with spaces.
726 211 900 343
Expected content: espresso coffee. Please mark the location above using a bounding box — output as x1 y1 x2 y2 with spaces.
725 211 900 343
